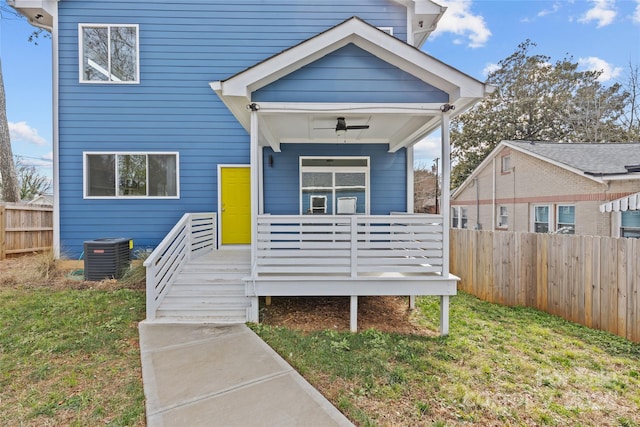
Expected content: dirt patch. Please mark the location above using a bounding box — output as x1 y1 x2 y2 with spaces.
260 295 436 335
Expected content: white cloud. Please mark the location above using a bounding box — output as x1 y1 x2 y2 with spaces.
432 0 492 48
42 151 53 161
413 135 441 166
634 0 640 24
578 56 623 81
9 121 47 145
579 0 617 27
537 2 562 18
482 63 500 77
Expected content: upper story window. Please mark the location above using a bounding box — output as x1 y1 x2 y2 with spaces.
378 27 394 35
84 152 178 198
79 24 139 83
501 155 511 173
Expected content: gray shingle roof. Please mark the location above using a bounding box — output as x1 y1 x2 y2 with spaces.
505 141 640 176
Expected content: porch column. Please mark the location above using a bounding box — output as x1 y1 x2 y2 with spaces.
248 104 260 322
440 106 452 336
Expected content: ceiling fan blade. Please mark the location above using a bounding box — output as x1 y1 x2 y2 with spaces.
346 125 370 130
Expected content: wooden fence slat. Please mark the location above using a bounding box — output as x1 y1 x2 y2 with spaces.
0 203 53 260
450 230 638 344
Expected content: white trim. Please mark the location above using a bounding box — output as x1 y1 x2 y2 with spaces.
217 164 251 249
83 152 179 199
406 146 414 213
600 191 640 213
78 23 140 84
556 204 576 233
210 17 491 137
377 27 394 35
51 0 60 257
531 204 553 233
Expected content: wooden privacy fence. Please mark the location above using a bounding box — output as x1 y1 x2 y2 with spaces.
450 229 640 343
0 204 53 259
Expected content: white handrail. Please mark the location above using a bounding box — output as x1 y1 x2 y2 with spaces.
255 214 444 278
144 212 217 320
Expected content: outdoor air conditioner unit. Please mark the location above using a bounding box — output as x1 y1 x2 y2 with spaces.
84 238 132 281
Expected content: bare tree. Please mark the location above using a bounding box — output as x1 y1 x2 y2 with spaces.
14 157 51 200
414 162 438 213
619 62 640 141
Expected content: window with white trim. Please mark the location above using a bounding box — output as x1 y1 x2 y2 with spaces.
79 24 139 83
556 205 575 234
300 157 369 215
501 155 511 173
451 207 459 228
85 153 178 198
621 211 640 238
533 205 551 233
460 207 468 229
498 206 508 228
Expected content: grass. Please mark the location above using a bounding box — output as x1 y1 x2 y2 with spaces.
3 252 639 426
251 293 640 426
0 253 146 426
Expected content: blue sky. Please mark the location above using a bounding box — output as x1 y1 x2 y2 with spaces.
1 0 639 179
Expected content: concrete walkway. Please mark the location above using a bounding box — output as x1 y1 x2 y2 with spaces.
139 322 353 426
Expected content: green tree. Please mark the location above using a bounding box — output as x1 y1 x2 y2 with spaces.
451 40 630 188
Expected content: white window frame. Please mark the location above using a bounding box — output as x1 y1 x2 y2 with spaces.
501 155 511 173
498 205 508 228
621 211 640 238
532 204 552 233
451 207 459 228
556 204 575 234
299 156 370 215
378 27 394 35
460 207 468 229
83 152 179 199
79 23 140 84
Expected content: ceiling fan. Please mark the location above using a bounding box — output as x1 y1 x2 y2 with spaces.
315 117 370 134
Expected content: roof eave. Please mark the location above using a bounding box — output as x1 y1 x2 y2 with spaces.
7 0 56 31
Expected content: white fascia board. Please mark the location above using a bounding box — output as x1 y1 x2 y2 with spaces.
503 141 605 184
602 174 640 182
212 18 489 103
8 0 56 30
256 102 443 114
451 141 508 199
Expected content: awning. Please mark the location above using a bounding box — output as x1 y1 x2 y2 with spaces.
600 192 640 213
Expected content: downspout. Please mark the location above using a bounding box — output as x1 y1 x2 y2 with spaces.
51 1 60 258
492 157 496 231
474 177 480 229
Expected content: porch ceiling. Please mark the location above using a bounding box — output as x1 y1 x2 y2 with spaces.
256 107 441 152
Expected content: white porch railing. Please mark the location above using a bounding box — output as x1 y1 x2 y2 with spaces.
255 214 444 278
143 212 217 320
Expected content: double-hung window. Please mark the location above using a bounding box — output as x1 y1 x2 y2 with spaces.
451 207 459 228
556 205 575 234
85 152 178 198
498 206 508 228
79 24 139 83
533 205 551 233
460 207 468 229
621 211 640 238
300 157 369 215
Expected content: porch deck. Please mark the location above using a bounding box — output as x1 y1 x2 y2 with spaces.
146 213 457 333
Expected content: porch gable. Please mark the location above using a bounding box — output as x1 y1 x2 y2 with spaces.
253 44 449 104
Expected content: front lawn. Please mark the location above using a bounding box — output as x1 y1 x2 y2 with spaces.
253 294 640 426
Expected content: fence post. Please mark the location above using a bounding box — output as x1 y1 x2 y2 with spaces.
0 206 5 260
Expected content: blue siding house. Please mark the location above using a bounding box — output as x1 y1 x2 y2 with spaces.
12 0 492 333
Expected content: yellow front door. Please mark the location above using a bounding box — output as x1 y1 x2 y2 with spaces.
220 166 251 245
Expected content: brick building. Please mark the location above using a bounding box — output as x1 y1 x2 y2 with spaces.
451 141 640 237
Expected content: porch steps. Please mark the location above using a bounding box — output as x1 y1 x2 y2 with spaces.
155 249 252 323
